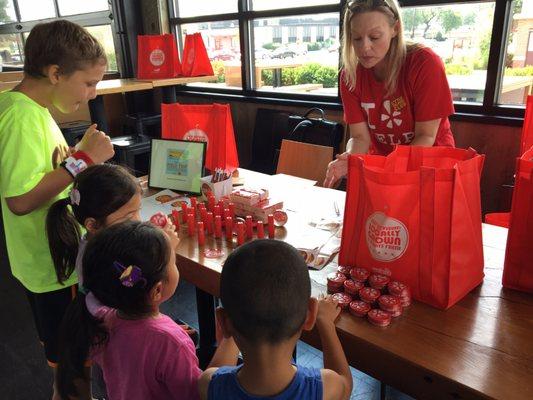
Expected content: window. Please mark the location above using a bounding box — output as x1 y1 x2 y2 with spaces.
169 0 528 119
400 2 496 104
0 0 118 71
499 0 533 106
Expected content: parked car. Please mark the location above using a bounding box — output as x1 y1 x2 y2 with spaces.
209 49 236 61
254 49 271 60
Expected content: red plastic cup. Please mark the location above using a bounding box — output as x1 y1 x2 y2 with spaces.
197 221 205 246
228 202 235 219
267 214 275 238
256 220 265 239
207 194 215 212
223 208 231 221
236 222 245 245
190 197 197 210
171 210 180 230
214 215 222 238
225 216 233 240
187 213 195 236
245 216 253 239
206 212 214 235
214 205 221 217
180 202 188 223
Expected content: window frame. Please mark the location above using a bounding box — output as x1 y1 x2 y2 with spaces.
168 0 525 125
0 0 120 73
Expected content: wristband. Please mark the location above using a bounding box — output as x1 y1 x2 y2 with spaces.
60 156 88 178
71 150 94 166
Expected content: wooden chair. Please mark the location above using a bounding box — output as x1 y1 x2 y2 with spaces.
276 139 333 186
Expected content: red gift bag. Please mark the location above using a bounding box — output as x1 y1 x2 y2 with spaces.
339 146 485 309
137 34 182 79
502 146 533 293
161 103 239 171
181 33 214 77
521 96 533 155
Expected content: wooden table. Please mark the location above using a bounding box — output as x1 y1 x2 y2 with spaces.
168 169 533 400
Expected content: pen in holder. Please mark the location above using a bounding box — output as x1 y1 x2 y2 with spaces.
201 175 232 201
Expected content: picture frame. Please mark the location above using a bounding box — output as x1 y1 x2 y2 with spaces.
148 138 206 195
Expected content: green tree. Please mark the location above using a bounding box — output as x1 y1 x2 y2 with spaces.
402 9 423 39
439 10 462 34
0 0 10 23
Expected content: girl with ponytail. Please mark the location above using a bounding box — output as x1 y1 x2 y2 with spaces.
56 221 238 400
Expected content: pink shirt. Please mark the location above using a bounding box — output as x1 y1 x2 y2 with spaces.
91 310 201 400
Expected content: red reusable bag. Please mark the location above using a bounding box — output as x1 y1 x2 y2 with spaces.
521 96 533 155
161 103 239 171
181 33 214 77
502 146 533 293
339 146 485 309
137 34 182 79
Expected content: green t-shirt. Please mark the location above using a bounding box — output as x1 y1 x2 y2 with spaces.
0 91 78 293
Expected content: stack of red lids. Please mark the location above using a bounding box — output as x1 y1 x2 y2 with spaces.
327 265 412 327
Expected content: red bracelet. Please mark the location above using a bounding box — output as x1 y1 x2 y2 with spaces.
72 150 94 166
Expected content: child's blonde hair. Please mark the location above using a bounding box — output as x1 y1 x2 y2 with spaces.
341 0 421 95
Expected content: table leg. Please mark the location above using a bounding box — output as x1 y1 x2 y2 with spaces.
273 68 282 88
195 288 217 369
88 96 109 134
162 86 177 104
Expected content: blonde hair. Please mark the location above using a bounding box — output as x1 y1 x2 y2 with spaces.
341 0 418 96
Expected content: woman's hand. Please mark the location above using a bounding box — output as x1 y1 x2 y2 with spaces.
324 152 350 188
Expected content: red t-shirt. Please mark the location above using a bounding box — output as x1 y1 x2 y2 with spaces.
341 47 455 155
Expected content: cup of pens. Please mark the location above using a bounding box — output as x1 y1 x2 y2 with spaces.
200 168 233 201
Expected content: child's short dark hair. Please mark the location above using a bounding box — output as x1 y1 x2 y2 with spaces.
24 19 106 77
220 239 311 344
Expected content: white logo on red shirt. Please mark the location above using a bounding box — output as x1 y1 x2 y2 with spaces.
380 100 402 129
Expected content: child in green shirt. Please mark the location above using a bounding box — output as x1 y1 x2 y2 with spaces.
0 19 114 397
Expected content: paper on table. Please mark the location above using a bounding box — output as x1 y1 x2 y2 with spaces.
140 189 190 221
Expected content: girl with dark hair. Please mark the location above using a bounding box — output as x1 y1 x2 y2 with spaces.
56 221 238 400
46 163 143 287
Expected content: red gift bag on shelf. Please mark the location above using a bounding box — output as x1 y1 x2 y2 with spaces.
137 34 182 79
161 103 239 171
502 146 533 293
181 33 214 77
339 146 485 309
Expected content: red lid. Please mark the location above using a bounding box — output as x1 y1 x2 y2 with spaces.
350 267 370 282
359 287 380 302
273 210 288 226
388 281 411 296
337 265 351 276
343 279 364 294
149 212 168 228
349 300 371 316
378 295 400 310
369 274 390 289
367 309 392 326
332 292 352 308
327 272 347 285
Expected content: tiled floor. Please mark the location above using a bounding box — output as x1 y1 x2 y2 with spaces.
0 238 413 399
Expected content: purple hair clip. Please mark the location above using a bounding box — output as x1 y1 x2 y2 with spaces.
113 261 147 288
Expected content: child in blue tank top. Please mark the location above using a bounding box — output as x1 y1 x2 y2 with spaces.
198 240 353 400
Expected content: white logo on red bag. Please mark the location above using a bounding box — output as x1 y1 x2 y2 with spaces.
150 49 165 67
183 125 209 145
365 212 409 262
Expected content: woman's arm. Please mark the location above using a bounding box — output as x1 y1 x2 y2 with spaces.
410 118 441 147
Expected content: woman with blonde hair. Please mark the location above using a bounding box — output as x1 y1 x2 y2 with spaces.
325 0 455 187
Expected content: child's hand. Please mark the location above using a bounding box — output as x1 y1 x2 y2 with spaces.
162 217 180 250
77 124 114 164
316 294 341 328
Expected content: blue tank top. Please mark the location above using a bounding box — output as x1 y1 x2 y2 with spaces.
207 364 323 400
